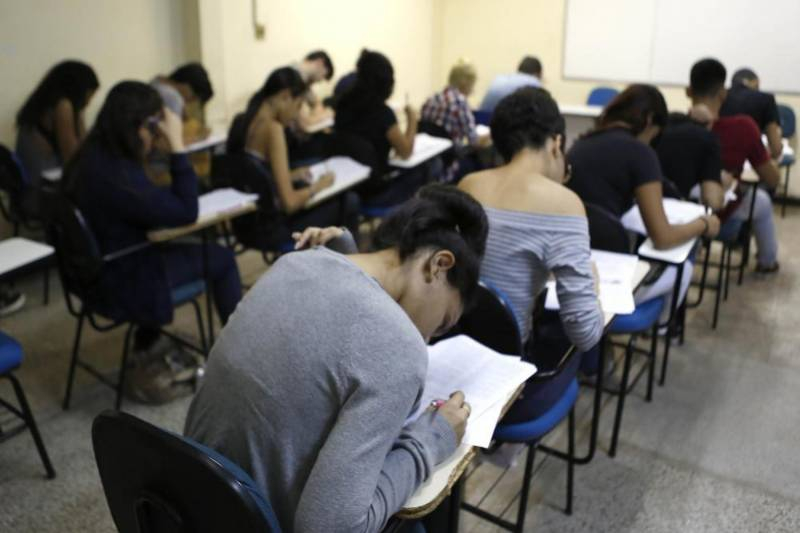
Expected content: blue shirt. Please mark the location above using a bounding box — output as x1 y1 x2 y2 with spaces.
479 72 541 113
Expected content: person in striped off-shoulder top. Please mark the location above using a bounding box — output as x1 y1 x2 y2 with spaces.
459 86 603 423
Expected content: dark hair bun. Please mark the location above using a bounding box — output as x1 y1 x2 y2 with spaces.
372 184 488 304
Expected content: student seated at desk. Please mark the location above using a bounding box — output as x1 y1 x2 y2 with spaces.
720 68 783 160
335 49 431 205
656 109 728 211
16 60 99 191
479 55 542 114
151 63 214 142
185 184 486 532
688 59 781 273
422 59 491 182
63 81 241 355
567 85 720 312
459 87 603 418
227 67 359 237
292 49 335 131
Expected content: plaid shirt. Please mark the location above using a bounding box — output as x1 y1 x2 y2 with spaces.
421 86 477 146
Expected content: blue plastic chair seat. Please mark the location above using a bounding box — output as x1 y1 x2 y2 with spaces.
780 154 795 167
472 110 492 126
0 331 23 375
360 205 394 219
587 87 619 107
493 379 579 443
170 280 206 307
608 297 664 334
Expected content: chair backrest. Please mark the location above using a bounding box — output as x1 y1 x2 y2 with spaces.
46 192 105 305
417 120 457 168
456 281 524 357
472 110 492 127
587 87 619 107
326 130 381 173
778 104 795 138
584 202 631 254
92 410 282 533
0 145 27 224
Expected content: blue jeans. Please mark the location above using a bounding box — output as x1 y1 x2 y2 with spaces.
718 187 778 266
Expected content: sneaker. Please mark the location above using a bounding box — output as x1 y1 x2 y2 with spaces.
0 289 26 317
755 262 780 274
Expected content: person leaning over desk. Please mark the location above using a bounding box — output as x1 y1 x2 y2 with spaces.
185 184 487 532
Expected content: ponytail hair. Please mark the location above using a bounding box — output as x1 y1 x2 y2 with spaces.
372 184 488 305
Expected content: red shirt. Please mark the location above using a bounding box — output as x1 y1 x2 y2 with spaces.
712 115 769 176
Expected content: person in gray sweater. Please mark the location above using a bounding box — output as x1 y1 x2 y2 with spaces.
185 184 488 532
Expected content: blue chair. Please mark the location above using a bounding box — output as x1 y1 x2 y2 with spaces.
48 195 208 411
458 282 578 531
472 109 492 127
0 331 55 479
587 87 619 107
92 410 281 533
585 202 665 457
778 104 796 217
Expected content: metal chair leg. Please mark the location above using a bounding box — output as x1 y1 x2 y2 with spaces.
6 373 55 478
114 324 136 411
190 299 208 355
609 338 634 457
723 246 732 301
566 409 575 516
712 245 725 330
646 323 659 402
42 266 50 305
515 444 537 533
63 311 86 410
782 165 790 218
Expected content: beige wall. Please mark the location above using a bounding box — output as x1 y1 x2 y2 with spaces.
198 0 437 125
0 0 200 147
436 0 800 118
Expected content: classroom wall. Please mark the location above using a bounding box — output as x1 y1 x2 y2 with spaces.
0 0 201 147
197 0 438 125
436 0 800 119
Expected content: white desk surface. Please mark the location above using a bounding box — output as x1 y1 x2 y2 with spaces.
303 116 334 134
147 200 256 243
603 259 651 326
0 238 54 276
638 236 697 265
389 134 453 169
306 157 371 208
41 167 63 182
185 130 227 153
560 104 604 117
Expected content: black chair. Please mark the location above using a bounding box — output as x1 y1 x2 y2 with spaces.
48 194 208 410
92 410 282 533
585 202 664 457
458 282 578 531
418 120 458 169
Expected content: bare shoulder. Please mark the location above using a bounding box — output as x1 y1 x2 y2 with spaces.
555 184 587 217
458 168 496 191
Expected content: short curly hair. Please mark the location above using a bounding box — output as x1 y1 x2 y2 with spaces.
490 87 564 161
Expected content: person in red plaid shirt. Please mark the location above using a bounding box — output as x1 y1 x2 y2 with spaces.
422 60 490 182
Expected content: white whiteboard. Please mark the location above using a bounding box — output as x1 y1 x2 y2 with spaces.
564 0 800 94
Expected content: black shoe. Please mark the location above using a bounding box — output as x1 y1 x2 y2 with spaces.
755 262 780 274
0 289 25 317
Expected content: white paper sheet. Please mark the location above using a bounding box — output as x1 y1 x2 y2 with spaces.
306 156 371 207
545 249 638 315
389 133 453 168
475 124 491 138
621 198 707 235
407 335 536 448
198 188 259 219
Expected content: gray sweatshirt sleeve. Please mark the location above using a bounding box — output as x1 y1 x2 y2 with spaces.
546 223 605 352
294 336 457 533
324 229 359 255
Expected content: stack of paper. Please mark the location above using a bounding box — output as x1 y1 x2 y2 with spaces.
198 188 259 219
621 198 707 235
407 335 536 448
475 124 491 138
545 249 638 315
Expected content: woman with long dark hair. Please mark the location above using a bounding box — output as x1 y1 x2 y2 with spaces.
64 81 241 355
16 60 99 183
567 84 720 311
227 67 359 239
335 49 430 205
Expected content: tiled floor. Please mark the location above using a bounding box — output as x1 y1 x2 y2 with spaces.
2 209 800 532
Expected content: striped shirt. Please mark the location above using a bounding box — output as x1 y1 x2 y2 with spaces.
480 207 603 351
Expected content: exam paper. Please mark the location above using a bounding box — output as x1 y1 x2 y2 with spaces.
621 198 707 235
309 156 371 183
408 335 536 448
198 188 259 219
545 249 638 315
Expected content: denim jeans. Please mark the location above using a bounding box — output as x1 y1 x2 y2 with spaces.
718 187 778 266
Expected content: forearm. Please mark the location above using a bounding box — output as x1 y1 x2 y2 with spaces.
652 219 705 249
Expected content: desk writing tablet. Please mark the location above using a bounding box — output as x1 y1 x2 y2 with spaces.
0 238 54 277
306 157 371 208
147 189 257 242
637 237 697 265
603 259 651 327
185 130 227 154
389 133 453 169
304 116 334 134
